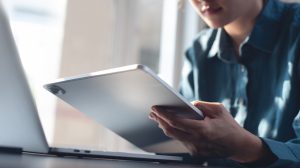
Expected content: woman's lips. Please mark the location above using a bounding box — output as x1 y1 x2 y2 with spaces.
201 4 223 15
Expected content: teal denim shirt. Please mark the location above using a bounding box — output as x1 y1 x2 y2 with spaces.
180 0 300 166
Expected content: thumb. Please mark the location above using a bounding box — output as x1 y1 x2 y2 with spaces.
191 101 224 118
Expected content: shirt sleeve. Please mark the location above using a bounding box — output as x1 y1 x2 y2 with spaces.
262 139 300 167
261 110 300 167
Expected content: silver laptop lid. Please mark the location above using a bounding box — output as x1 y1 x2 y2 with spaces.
0 1 48 153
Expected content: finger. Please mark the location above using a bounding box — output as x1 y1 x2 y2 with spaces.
153 113 192 141
151 107 205 133
192 101 224 118
148 111 157 121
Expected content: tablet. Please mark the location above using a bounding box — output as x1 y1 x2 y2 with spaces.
44 64 203 149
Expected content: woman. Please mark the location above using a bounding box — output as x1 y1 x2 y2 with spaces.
149 0 300 167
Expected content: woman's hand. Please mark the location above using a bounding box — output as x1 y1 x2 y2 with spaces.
149 101 274 163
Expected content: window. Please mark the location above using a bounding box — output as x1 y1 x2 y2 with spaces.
2 0 163 152
2 0 203 152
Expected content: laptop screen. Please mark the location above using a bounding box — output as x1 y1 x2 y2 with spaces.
0 1 48 153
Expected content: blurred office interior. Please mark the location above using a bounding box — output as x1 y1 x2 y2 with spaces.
2 0 299 153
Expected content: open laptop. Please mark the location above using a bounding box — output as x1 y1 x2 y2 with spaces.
0 2 185 163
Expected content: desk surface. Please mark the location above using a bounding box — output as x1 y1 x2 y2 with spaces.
0 152 224 168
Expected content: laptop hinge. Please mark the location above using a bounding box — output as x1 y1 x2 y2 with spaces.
0 146 23 154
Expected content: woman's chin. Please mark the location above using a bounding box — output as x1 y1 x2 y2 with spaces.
207 22 225 29
203 17 235 29
205 19 232 29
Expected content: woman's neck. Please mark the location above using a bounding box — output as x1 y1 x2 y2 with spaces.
224 1 264 55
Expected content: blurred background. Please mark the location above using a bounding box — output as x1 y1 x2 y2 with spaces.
2 0 205 153
2 0 299 153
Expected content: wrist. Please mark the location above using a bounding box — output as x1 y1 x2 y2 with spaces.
230 130 272 163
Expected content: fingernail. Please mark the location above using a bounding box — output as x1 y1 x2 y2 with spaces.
192 101 201 108
149 112 156 120
151 106 157 112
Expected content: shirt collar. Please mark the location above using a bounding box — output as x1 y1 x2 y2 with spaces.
208 29 239 63
208 0 286 58
208 29 221 58
246 0 286 53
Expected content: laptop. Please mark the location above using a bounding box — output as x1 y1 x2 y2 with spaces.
0 2 187 163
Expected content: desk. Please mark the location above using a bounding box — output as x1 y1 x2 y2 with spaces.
0 152 224 168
